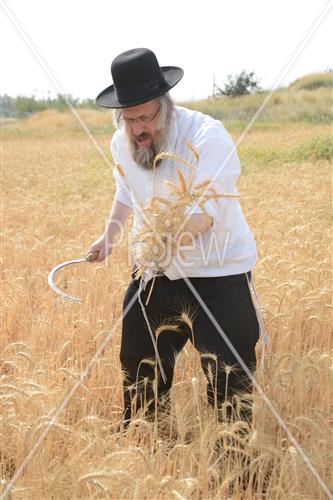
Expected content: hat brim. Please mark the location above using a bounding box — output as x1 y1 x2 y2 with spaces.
95 66 183 108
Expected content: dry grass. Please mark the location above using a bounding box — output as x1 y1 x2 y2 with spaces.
1 120 332 498
3 108 113 137
26 108 113 129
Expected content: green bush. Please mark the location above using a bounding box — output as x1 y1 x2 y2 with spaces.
14 95 47 117
239 136 333 169
214 70 262 97
301 79 333 90
289 71 332 91
293 136 333 161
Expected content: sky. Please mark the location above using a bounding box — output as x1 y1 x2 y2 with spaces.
0 0 332 102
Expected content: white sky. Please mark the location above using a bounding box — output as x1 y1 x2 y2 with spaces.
0 0 332 102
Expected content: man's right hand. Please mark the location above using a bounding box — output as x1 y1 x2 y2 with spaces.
87 234 112 263
87 199 132 264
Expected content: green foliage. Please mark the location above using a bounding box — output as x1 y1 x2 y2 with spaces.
0 93 98 118
293 136 333 161
1 94 16 117
239 135 333 168
13 95 48 117
289 71 333 91
301 79 333 90
80 98 98 108
215 70 262 97
291 110 332 125
54 93 78 112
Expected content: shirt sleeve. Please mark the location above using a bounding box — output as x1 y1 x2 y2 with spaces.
110 134 133 209
186 125 241 221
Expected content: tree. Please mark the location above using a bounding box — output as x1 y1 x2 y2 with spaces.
214 70 261 98
14 95 47 117
53 93 79 112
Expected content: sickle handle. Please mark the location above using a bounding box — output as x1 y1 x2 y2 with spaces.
85 250 100 262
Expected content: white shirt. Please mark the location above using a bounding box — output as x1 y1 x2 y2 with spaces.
110 105 258 280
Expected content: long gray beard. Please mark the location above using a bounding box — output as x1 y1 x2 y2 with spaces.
129 128 169 170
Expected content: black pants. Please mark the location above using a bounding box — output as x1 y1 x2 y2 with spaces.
120 271 260 425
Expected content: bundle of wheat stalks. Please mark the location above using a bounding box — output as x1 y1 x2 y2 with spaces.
116 143 239 290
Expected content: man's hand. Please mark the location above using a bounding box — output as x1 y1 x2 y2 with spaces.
87 234 112 263
88 199 133 263
178 213 213 246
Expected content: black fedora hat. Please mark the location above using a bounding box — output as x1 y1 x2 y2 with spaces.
96 48 183 109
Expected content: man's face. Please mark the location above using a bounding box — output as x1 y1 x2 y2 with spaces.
121 99 168 170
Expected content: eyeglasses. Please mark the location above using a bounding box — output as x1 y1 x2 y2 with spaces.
121 104 161 126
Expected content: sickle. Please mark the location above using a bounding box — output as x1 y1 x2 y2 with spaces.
48 251 99 303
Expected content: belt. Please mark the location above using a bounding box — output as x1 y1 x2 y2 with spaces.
131 264 165 278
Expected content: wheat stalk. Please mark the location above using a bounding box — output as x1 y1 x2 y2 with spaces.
186 141 200 161
153 152 195 170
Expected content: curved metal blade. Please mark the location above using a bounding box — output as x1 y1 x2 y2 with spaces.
48 257 88 303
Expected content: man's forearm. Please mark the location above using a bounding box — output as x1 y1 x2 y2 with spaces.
105 199 133 242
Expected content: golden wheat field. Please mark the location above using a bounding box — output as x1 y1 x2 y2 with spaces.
1 105 332 499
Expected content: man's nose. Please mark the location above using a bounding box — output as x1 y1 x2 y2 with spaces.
131 121 145 136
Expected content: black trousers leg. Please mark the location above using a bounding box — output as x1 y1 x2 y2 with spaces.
120 275 189 424
188 272 260 423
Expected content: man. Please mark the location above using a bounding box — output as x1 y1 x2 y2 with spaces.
89 48 260 428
